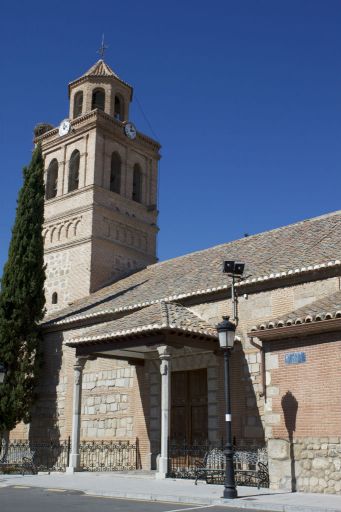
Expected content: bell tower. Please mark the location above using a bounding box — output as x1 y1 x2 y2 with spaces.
36 60 160 312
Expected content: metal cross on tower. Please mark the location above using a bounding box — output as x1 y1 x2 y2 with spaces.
97 34 108 59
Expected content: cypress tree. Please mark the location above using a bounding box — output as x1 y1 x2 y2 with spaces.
0 143 46 435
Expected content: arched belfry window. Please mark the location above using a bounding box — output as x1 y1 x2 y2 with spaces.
114 95 124 121
92 88 105 111
68 150 80 192
73 91 83 118
46 159 58 199
52 292 58 305
132 164 142 203
110 152 121 194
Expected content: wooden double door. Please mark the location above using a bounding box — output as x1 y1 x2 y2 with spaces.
171 368 208 443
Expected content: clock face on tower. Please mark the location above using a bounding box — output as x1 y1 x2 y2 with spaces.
58 119 71 136
124 122 137 140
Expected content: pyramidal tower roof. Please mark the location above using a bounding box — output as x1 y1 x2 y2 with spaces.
83 59 120 78
69 59 133 95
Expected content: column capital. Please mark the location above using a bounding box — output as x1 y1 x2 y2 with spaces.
156 345 173 359
74 356 87 370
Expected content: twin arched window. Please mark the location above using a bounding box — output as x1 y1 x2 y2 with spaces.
92 88 105 111
74 91 83 118
114 95 124 121
46 159 58 199
68 150 80 192
132 164 142 203
110 152 121 193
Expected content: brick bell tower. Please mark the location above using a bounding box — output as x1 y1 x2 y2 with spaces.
35 59 160 312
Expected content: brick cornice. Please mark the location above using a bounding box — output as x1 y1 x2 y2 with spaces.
35 110 160 155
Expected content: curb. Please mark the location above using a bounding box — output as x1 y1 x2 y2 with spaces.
1 479 341 512
82 489 341 512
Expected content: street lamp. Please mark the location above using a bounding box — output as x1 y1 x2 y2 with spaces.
217 315 237 499
0 363 6 384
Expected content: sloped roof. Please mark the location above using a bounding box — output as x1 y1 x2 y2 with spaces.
69 59 132 92
82 59 120 78
251 290 341 332
45 209 341 327
65 301 217 346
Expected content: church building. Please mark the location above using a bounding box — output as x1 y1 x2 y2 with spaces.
14 59 341 495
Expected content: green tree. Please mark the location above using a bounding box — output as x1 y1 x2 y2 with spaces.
0 143 46 436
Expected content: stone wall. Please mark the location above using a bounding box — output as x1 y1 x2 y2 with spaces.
268 437 341 494
81 366 134 439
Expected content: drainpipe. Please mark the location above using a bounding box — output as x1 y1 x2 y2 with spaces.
249 337 266 400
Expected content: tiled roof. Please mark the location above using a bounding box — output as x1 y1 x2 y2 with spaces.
69 60 132 91
65 301 217 346
82 59 119 78
251 290 341 332
45 209 341 327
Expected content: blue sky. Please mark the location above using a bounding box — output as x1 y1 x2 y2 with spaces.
1 1 341 273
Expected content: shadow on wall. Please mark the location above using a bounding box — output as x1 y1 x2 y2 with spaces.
134 362 153 470
281 390 298 492
222 340 265 448
29 332 64 469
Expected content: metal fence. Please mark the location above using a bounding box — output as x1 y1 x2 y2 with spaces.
168 441 269 487
0 439 138 473
80 440 138 471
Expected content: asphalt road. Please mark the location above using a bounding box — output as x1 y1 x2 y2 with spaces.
0 486 274 512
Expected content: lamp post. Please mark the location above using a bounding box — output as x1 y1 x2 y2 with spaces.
217 315 237 499
0 363 6 384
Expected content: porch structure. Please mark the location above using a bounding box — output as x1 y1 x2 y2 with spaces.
64 301 219 477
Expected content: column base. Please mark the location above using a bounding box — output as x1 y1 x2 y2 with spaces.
156 456 168 479
156 471 167 479
66 453 80 473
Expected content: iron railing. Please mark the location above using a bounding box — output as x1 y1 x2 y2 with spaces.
80 440 138 471
168 440 269 487
0 438 138 473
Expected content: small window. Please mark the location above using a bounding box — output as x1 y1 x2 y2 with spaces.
68 150 80 192
46 159 58 199
114 95 124 121
52 292 58 304
110 152 121 193
132 164 142 203
92 88 105 111
73 91 83 118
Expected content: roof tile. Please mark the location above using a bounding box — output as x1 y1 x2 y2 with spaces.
251 290 341 331
65 301 217 345
46 209 341 326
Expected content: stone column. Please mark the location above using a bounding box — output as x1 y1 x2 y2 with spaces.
156 345 172 479
67 357 86 474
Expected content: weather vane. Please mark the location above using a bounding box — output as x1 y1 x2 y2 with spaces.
97 34 108 59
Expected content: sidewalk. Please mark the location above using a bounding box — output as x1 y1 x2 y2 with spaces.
0 471 341 512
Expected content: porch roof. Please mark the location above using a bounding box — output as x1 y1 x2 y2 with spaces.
65 301 218 347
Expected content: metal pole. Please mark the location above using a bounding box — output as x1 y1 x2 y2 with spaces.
231 273 236 322
223 349 237 499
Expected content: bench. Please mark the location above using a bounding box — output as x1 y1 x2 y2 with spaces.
194 448 269 488
194 448 225 485
0 448 37 475
234 448 269 488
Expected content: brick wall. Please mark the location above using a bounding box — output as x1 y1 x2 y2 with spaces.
264 332 341 492
265 333 341 438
